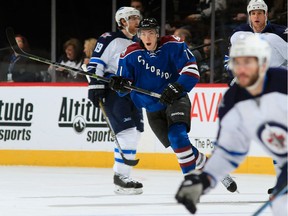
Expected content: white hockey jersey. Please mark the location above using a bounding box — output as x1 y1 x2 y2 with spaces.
230 32 288 67
203 67 288 186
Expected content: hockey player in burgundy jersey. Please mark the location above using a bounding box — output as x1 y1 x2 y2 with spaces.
175 35 287 215
109 18 237 193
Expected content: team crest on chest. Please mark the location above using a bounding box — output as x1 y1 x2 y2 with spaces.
257 121 287 157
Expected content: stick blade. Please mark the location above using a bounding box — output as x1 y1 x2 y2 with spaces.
123 157 140 166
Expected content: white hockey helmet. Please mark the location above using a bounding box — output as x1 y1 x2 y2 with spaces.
229 34 271 90
229 34 271 68
115 7 141 27
247 0 268 14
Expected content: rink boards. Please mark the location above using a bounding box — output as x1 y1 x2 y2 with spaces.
0 83 275 174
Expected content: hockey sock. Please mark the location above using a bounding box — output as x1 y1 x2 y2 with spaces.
168 123 199 174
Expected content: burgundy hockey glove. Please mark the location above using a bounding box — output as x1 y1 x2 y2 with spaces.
175 171 211 214
160 82 184 105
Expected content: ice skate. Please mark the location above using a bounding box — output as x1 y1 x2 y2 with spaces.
114 173 143 195
221 174 238 193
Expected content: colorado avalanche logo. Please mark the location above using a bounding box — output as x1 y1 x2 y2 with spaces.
257 121 287 157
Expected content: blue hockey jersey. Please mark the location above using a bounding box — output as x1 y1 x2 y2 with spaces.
117 35 199 112
232 21 288 42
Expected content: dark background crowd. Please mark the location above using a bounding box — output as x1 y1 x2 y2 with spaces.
0 0 287 83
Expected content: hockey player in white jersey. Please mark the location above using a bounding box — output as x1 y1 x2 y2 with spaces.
175 34 287 215
224 0 288 79
87 7 144 195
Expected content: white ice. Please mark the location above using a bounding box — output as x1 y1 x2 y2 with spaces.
0 166 276 216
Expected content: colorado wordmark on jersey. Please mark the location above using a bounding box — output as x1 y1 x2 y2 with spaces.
203 68 287 186
117 35 199 112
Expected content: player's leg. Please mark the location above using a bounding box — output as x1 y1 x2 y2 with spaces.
146 109 170 148
167 95 237 192
166 95 206 173
104 91 142 195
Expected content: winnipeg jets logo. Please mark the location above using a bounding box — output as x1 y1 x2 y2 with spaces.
257 122 287 156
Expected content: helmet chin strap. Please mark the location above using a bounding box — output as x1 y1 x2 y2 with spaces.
124 20 136 37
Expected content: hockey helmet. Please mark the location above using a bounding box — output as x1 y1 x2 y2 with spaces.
229 34 271 89
139 18 159 29
115 7 141 27
138 18 160 36
229 34 271 68
247 0 268 14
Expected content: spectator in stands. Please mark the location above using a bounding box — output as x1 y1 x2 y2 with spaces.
199 35 228 83
81 37 97 82
183 0 227 45
224 0 248 36
83 38 97 66
6 34 45 82
173 28 202 68
48 38 85 82
267 0 287 25
130 0 147 18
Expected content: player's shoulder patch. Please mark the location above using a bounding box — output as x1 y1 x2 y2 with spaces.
160 35 182 45
120 42 142 57
100 32 112 38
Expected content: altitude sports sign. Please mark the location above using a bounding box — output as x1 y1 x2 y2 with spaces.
0 83 267 157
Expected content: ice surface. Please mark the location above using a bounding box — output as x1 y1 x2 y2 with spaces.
0 166 275 216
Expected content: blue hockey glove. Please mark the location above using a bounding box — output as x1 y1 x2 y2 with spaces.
160 82 184 105
88 79 108 107
109 76 131 94
175 171 211 214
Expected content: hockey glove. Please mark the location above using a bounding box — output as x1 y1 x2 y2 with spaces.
160 82 184 105
88 79 108 107
109 76 131 94
175 170 211 214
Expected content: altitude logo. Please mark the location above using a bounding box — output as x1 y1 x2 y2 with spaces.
0 99 32 141
58 97 114 143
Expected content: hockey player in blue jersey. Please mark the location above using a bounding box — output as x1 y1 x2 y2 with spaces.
175 34 288 215
87 7 144 195
109 18 237 193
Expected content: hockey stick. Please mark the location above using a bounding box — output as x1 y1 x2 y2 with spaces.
5 27 161 99
252 183 287 216
190 38 224 52
98 99 139 166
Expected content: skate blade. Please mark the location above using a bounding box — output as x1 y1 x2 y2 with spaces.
114 186 143 195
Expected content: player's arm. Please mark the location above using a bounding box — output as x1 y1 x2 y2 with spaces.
160 43 199 105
